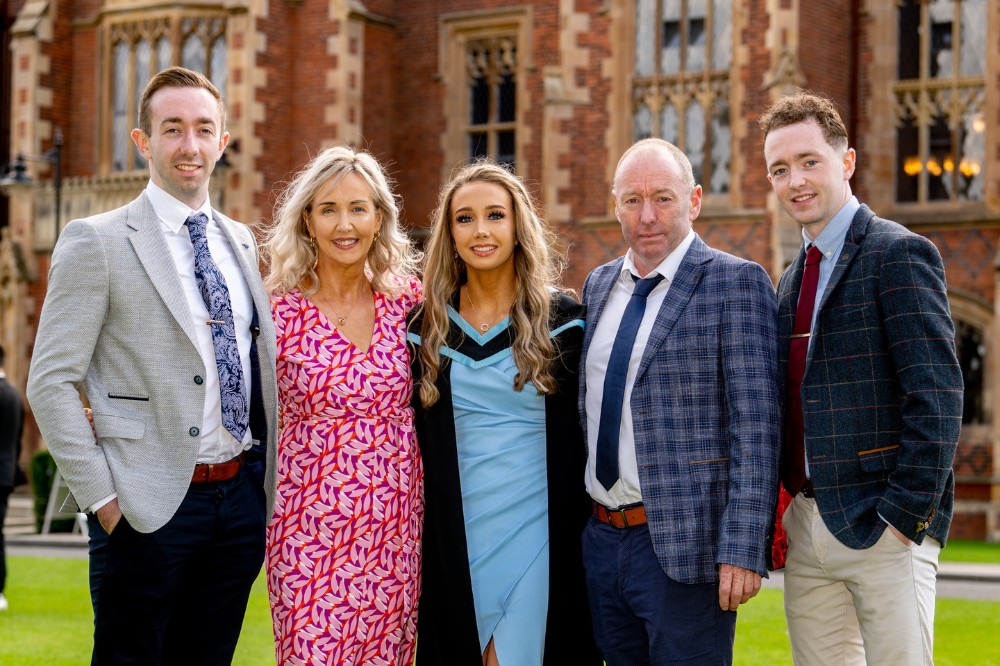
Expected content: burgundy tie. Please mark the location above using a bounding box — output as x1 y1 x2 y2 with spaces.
783 245 824 497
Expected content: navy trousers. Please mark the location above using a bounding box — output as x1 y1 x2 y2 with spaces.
92 465 266 666
582 518 736 665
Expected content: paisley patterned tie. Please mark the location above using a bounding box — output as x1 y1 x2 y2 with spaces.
185 212 249 443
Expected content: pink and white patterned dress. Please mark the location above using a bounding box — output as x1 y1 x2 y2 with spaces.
266 278 423 666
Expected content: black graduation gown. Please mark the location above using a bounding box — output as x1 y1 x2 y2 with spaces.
408 292 601 665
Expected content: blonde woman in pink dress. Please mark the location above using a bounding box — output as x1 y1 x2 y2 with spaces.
263 146 422 665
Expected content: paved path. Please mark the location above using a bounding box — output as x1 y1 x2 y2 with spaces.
763 566 1000 601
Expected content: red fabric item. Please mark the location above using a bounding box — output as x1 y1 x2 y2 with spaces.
769 483 794 570
783 245 824 496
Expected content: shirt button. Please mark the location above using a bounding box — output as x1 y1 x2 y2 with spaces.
189 427 200 437
194 375 204 385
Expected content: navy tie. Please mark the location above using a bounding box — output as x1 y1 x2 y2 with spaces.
185 212 249 443
596 273 665 492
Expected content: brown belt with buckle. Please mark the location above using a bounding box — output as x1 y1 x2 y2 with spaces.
191 453 245 484
592 502 647 528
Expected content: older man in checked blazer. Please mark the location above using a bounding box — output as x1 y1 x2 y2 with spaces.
579 137 780 665
27 67 277 665
760 92 963 665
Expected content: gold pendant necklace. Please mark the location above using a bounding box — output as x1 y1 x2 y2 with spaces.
465 288 512 333
316 282 367 326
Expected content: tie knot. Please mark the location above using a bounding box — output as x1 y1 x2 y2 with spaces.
631 273 665 298
185 212 209 238
805 244 824 266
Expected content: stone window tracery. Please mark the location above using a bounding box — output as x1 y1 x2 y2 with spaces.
894 0 986 203
631 0 732 195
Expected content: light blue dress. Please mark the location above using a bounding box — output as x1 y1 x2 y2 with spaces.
448 307 550 666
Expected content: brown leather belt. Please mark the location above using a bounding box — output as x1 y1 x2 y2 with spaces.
800 480 816 498
593 502 647 528
191 453 245 484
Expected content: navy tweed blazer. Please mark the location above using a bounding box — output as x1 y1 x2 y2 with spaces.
777 204 963 548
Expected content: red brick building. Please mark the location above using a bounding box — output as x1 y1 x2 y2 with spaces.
2 0 998 539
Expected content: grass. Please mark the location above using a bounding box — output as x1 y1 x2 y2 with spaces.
2 550 999 665
0 557 275 666
940 539 1000 564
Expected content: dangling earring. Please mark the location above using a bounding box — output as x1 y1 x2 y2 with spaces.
373 230 381 242
309 235 318 269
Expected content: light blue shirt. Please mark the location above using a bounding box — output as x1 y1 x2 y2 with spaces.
803 196 860 346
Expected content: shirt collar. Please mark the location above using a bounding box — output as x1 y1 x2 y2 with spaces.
145 180 214 234
621 229 696 285
804 196 859 260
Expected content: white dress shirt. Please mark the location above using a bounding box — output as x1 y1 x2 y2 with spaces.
145 180 254 463
585 230 696 508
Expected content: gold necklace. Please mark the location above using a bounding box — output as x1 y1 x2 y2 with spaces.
315 282 368 326
465 287 513 333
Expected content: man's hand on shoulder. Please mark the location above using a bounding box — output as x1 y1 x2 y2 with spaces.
718 563 762 611
96 498 123 535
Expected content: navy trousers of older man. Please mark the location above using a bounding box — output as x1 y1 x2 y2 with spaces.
582 519 737 665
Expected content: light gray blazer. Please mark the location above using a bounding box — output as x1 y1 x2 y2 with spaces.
27 192 278 533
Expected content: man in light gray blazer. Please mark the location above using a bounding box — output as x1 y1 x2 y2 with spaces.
580 138 780 665
27 67 277 665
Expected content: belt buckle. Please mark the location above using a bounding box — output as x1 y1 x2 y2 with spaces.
617 508 630 528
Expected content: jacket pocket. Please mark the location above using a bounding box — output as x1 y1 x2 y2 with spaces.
857 444 899 473
688 457 730 483
825 306 867 332
91 412 145 440
107 393 149 402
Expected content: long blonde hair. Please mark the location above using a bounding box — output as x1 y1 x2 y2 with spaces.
417 160 564 407
264 145 420 296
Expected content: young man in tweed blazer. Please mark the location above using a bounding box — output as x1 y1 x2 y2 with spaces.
579 138 780 664
760 92 963 665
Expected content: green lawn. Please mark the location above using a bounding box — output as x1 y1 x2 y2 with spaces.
1 553 998 665
941 539 1000 564
0 557 275 666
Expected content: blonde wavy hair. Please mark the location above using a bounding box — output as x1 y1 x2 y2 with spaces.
417 160 564 407
264 145 420 296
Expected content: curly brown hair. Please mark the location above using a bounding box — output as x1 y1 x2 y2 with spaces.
758 91 848 150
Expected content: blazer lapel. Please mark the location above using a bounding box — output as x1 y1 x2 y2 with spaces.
814 205 873 315
127 194 200 350
635 235 710 380
215 213 269 326
778 249 806 341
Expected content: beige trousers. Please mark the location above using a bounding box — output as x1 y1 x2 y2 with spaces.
783 494 940 665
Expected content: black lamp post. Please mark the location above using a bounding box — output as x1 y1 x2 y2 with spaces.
1 128 64 243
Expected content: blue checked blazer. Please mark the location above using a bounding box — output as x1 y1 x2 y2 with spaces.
777 205 963 548
580 234 781 583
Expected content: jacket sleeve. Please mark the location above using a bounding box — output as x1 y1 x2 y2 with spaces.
716 261 781 575
875 234 963 542
26 220 116 511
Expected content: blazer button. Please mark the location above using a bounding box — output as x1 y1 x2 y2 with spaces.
189 427 200 437
194 375 204 385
